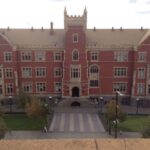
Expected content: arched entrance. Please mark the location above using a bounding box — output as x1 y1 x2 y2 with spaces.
72 87 79 97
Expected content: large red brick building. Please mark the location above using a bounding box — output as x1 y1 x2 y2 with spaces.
0 8 150 106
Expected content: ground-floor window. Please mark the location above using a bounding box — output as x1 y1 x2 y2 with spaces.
6 83 13 94
55 82 61 92
137 83 145 95
22 82 32 93
113 82 127 92
36 82 46 93
90 80 99 87
148 85 150 94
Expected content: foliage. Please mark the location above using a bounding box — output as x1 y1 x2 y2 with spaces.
3 114 46 130
25 97 46 119
119 116 150 132
16 90 31 108
0 103 8 139
105 100 126 122
142 124 150 138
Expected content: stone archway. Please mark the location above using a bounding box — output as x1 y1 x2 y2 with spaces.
72 87 80 97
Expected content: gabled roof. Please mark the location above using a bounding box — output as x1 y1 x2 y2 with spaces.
0 28 149 50
0 29 65 50
86 29 148 49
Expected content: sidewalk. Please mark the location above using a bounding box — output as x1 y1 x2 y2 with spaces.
4 131 141 140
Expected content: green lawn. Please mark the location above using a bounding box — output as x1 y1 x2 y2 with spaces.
3 114 47 130
118 115 150 132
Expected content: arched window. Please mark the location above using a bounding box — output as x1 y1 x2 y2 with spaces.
72 49 79 61
90 65 99 74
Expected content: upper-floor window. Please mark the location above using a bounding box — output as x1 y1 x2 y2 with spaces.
4 52 12 62
138 68 145 79
4 68 13 79
90 65 99 74
91 51 99 61
71 67 80 79
36 67 46 77
0 69 2 78
54 67 62 77
114 51 128 62
22 67 32 78
21 51 32 61
114 67 127 77
54 52 62 61
72 49 79 61
90 80 99 87
72 33 79 43
138 52 146 62
35 51 45 61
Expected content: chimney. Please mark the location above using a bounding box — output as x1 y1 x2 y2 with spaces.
112 27 114 31
120 26 123 31
50 22 54 35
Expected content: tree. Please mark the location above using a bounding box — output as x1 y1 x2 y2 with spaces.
16 90 31 108
142 125 150 138
0 117 7 139
25 97 45 119
0 104 8 139
105 100 126 135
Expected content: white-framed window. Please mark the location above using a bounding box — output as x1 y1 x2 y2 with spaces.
0 85 2 94
138 68 145 79
4 52 12 62
55 82 62 92
0 69 2 78
148 85 150 94
36 67 46 77
72 33 78 43
71 67 80 79
21 51 32 61
114 51 128 62
54 68 62 77
138 52 146 62
6 83 13 94
35 51 45 61
114 67 127 77
137 83 145 95
91 51 99 61
36 82 46 93
90 65 99 74
22 67 32 78
72 49 79 61
113 82 127 92
90 80 99 87
54 52 62 61
4 68 13 79
22 82 32 93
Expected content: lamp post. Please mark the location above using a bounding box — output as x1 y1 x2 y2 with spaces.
8 96 12 113
48 96 52 113
136 97 140 115
99 97 104 113
115 91 123 138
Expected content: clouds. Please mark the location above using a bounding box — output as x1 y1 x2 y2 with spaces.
129 0 137 3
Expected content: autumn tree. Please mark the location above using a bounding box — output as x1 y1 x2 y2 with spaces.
105 100 126 135
25 97 46 119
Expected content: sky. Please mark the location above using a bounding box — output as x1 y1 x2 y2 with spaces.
0 0 150 29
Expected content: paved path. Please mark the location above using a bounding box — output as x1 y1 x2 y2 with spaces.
49 112 105 133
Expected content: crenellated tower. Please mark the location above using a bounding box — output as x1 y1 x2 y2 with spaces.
64 7 87 30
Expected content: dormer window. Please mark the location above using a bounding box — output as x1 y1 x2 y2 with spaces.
72 33 79 43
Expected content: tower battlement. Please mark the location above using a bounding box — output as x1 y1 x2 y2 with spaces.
64 7 87 29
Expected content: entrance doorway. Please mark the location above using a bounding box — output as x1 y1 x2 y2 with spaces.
72 87 79 97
